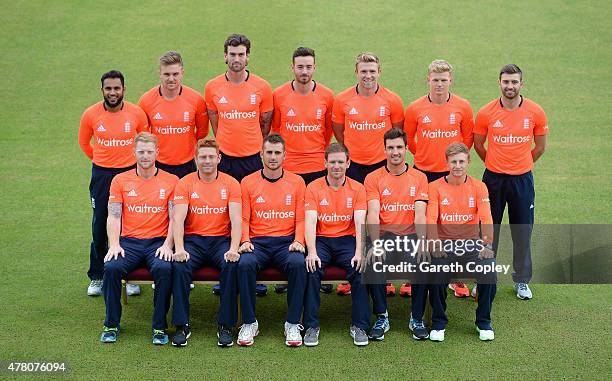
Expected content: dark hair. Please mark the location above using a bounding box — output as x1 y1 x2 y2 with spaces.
100 70 124 87
499 64 522 80
262 133 285 150
292 47 315 63
325 142 349 160
384 127 407 146
224 34 251 54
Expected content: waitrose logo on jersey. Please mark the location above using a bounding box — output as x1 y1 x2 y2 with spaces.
220 110 257 120
155 125 191 134
127 204 166 214
190 205 227 215
285 122 321 132
96 137 133 147
255 210 295 219
348 120 386 131
492 134 531 144
421 129 459 139
318 213 352 222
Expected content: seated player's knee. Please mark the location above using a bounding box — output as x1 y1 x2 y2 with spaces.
238 254 257 272
104 259 124 275
151 260 172 277
287 254 306 270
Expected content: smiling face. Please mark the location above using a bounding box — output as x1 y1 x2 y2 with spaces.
384 137 407 166
499 73 523 100
446 152 470 179
292 55 315 85
356 62 380 90
101 77 124 108
196 146 220 175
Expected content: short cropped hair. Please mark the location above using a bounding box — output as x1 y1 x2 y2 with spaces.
101 70 124 87
384 127 407 146
293 47 315 63
355 52 380 70
428 59 453 75
262 133 285 150
445 142 470 159
224 34 251 54
325 142 349 160
159 51 183 67
499 64 522 80
134 132 158 147
196 138 219 153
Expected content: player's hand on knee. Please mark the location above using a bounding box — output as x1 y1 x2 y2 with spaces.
305 253 321 272
224 249 240 262
416 248 431 264
104 245 124 262
172 248 190 262
351 254 365 273
431 248 447 259
239 241 254 253
156 244 174 261
478 245 495 260
289 241 305 253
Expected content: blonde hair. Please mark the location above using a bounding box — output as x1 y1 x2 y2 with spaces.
355 52 380 70
445 142 469 159
134 132 158 146
159 51 183 67
428 59 453 75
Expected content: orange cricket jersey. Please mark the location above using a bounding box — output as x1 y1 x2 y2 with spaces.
404 94 474 172
364 166 429 234
331 85 404 165
474 97 548 175
109 169 178 239
78 101 149 168
426 176 492 240
204 72 273 157
305 176 367 237
138 85 209 165
272 81 334 173
241 170 306 243
173 171 241 236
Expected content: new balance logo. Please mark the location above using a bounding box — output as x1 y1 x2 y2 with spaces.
256 196 265 204
422 115 432 124
382 188 391 196
97 125 106 132
191 192 199 199
523 118 530 129
250 94 257 105
469 197 475 208
449 113 456 125
153 112 163 120
287 109 296 117
493 120 503 128
441 198 450 206
218 96 228 104
320 198 329 206
128 189 138 197
349 107 358 115
379 106 386 117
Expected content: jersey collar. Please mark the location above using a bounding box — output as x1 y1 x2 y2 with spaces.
384 164 408 176
499 95 524 108
158 85 183 96
103 101 124 111
135 168 159 177
197 171 219 181
444 175 468 183
427 93 451 103
355 84 380 95
325 175 347 187
291 80 317 92
261 169 283 183
225 70 250 82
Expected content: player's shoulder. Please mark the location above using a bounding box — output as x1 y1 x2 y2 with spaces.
378 85 402 101
467 176 486 190
306 176 326 192
123 101 147 116
407 167 428 182
273 81 292 96
82 101 105 117
346 177 366 192
180 85 204 100
314 82 334 98
429 176 446 191
365 166 386 183
241 170 261 186
179 171 198 185
205 73 227 89
218 171 240 186
158 169 179 185
335 86 357 102
477 98 500 115
248 72 272 88
450 93 472 108
113 169 137 184
406 95 429 110
522 97 546 114
139 86 159 103
284 170 306 186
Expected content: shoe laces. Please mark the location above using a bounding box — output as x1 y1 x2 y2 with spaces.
239 323 256 337
103 326 118 333
518 283 528 292
92 280 103 287
373 316 387 330
153 329 165 336
287 324 303 337
413 321 426 330
353 326 366 336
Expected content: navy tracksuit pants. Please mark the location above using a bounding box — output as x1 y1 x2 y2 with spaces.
218 151 263 183
483 169 535 283
303 236 372 331
156 160 196 179
237 236 306 324
88 163 134 280
172 235 238 328
428 250 497 330
103 237 172 330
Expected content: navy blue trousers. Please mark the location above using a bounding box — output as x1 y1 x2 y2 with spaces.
483 169 534 283
218 151 262 183
298 169 327 186
156 160 196 179
413 165 449 183
303 236 371 330
103 237 172 330
172 235 238 328
237 236 306 324
428 250 497 330
88 163 134 280
346 159 386 184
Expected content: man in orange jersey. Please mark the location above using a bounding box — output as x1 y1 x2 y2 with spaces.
272 46 335 295
331 52 404 184
474 64 548 300
204 34 273 182
100 132 179 345
426 143 496 342
79 70 148 297
236 134 307 347
331 52 404 296
170 139 241 347
363 128 430 341
404 59 475 298
302 143 371 347
139 51 209 179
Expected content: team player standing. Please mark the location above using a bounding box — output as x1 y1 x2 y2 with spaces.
78 34 548 346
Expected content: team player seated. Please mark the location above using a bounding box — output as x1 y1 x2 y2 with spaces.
426 143 496 342
237 134 307 347
303 143 371 346
100 132 178 344
170 139 241 347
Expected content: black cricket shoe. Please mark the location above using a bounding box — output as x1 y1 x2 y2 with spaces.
217 326 234 347
172 325 191 347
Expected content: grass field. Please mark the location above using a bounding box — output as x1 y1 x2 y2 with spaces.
1 0 611 379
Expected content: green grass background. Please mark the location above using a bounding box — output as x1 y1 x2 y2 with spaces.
1 0 611 379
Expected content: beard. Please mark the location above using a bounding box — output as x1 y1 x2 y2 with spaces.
104 95 123 108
